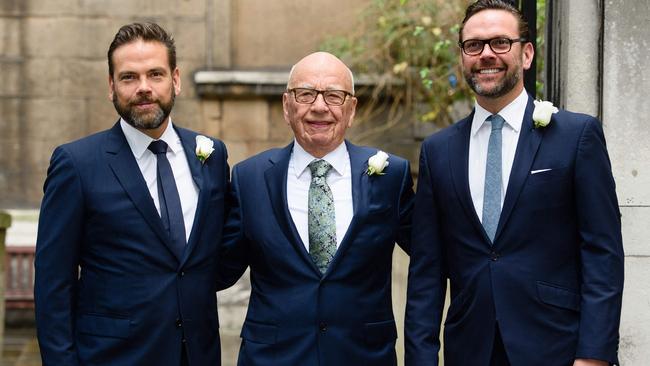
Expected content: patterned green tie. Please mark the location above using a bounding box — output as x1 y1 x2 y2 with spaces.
308 159 337 274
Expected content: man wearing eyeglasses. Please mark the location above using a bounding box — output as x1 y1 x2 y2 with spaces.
220 51 414 365
405 1 623 366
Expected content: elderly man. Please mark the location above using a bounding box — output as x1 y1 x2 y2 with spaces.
221 51 414 365
405 1 624 365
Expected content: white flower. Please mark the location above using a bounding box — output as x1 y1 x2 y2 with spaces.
532 100 559 128
195 135 214 164
367 150 389 176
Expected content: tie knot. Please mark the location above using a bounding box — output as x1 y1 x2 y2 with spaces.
148 140 169 155
309 159 332 178
488 114 505 131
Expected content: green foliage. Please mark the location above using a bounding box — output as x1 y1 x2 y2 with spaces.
321 0 548 125
320 0 473 126
535 0 546 98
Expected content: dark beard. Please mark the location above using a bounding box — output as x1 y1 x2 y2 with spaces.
464 66 520 98
113 87 175 130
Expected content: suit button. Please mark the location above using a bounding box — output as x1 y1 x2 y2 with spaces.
176 318 182 328
490 251 499 261
179 271 185 277
319 322 327 332
181 338 187 343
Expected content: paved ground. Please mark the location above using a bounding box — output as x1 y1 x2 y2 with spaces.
0 327 242 366
1 327 40 366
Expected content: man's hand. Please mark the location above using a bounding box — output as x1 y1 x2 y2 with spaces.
574 359 609 366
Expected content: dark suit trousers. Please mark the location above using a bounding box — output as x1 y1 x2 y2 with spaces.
181 344 189 366
490 325 510 366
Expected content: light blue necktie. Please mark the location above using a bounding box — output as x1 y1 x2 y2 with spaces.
482 114 505 243
308 159 337 274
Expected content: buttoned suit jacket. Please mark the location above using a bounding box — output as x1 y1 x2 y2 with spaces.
220 141 414 366
405 96 624 366
34 121 229 366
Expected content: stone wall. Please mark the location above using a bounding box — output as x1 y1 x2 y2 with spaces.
0 0 371 207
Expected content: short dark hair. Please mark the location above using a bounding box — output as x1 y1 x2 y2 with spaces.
107 22 176 78
459 0 530 43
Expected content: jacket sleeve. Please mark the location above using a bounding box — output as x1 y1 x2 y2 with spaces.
573 117 624 364
395 159 415 255
215 164 250 291
34 146 83 366
404 143 447 366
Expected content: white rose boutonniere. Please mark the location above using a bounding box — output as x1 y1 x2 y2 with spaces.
367 150 389 176
195 135 215 164
532 100 559 129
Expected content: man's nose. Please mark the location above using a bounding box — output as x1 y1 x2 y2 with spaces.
479 43 498 58
136 77 153 93
311 93 329 112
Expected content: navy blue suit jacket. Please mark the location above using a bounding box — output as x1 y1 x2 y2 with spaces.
405 97 624 366
220 141 414 366
34 122 229 365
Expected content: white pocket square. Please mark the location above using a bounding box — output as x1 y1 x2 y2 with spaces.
531 168 552 174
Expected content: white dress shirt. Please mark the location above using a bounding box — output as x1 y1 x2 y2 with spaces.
287 140 354 251
120 119 199 242
469 89 528 223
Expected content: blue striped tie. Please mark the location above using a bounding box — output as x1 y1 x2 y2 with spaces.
482 114 505 243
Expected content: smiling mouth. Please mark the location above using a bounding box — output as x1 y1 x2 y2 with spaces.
307 120 332 126
477 68 503 74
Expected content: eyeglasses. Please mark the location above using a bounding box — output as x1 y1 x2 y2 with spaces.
288 88 353 106
459 37 527 56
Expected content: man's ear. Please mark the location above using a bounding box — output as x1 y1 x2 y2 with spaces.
108 75 114 101
282 92 291 126
172 67 181 96
522 42 535 71
346 97 357 128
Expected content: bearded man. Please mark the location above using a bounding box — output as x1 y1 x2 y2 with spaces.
405 1 624 365
34 22 230 366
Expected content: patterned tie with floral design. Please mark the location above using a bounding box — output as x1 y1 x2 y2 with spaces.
308 159 337 274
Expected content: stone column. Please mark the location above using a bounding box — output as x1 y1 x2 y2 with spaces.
0 211 12 354
602 2 650 365
551 1 650 364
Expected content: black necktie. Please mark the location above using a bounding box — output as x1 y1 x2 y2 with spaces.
148 140 186 258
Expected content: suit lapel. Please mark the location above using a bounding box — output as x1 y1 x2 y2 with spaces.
323 141 371 277
495 97 542 241
104 122 180 260
448 114 490 241
264 143 321 274
177 128 205 266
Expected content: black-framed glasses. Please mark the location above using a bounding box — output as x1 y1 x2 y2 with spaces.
288 88 353 106
459 37 527 56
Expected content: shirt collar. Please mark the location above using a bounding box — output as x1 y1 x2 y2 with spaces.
120 118 182 159
292 140 349 178
470 89 528 136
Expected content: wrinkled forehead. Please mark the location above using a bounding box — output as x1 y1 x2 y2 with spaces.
288 58 354 92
